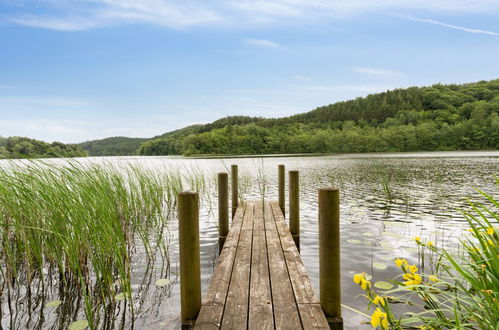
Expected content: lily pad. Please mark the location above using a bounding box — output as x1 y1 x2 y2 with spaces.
378 255 394 261
373 262 388 270
155 278 170 287
115 293 125 301
346 239 362 244
374 281 394 290
68 320 89 330
44 300 62 308
364 274 373 280
362 232 374 237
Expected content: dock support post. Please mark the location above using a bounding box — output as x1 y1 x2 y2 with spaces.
178 191 201 328
319 188 343 330
278 164 285 216
289 170 299 250
218 172 229 251
231 164 238 218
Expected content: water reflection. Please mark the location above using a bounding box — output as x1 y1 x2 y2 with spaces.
1 151 497 329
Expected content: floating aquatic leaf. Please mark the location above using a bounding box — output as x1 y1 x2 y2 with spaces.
373 262 388 270
68 320 89 330
365 274 373 280
115 293 125 301
155 278 170 287
374 281 394 290
362 232 374 237
346 239 362 244
44 300 62 308
379 255 394 261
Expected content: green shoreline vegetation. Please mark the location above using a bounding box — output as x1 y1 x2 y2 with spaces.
0 136 87 159
0 160 207 328
138 79 499 156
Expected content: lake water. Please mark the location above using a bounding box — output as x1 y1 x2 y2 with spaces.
1 151 498 329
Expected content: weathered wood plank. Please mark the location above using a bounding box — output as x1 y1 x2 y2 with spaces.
248 202 274 330
297 304 330 329
263 202 302 330
195 305 224 329
221 202 254 329
202 205 245 305
271 201 320 305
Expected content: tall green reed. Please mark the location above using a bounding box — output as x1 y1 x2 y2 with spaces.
0 159 207 328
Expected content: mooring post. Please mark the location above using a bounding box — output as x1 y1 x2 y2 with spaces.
289 170 300 249
178 191 201 328
319 188 343 330
278 164 285 216
231 164 238 218
218 172 229 251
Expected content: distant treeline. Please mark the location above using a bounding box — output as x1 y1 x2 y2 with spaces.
0 136 87 159
137 79 499 155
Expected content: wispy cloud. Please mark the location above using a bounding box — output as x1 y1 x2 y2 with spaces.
8 0 220 31
245 38 282 48
353 67 403 78
408 16 499 36
6 0 499 31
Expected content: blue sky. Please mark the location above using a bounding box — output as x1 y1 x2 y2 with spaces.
1 1 499 143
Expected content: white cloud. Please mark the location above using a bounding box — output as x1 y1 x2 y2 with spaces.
353 67 403 78
9 0 220 31
408 16 499 36
245 38 282 48
7 0 499 31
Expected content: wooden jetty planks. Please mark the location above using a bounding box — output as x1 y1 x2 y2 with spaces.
221 202 254 329
194 200 329 329
248 201 274 330
263 201 302 329
195 205 246 330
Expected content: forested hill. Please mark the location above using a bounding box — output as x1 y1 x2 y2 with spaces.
0 136 87 159
78 137 148 156
138 79 499 155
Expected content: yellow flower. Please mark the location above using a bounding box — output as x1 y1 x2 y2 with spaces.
466 228 473 232
395 258 408 268
361 278 371 290
414 236 421 243
429 275 438 282
373 295 385 306
408 264 418 274
353 273 363 284
403 273 422 287
353 273 370 291
487 227 495 235
370 308 388 329
427 241 434 247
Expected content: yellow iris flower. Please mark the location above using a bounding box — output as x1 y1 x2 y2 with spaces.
394 258 408 268
371 308 388 329
373 295 385 306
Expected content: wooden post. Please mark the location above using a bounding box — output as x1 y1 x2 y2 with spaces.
319 188 343 330
289 170 299 249
178 191 201 328
231 164 238 218
278 164 285 216
218 172 229 251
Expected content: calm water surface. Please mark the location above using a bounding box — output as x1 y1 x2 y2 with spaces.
1 151 498 329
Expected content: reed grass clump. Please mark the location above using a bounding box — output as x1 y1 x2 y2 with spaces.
0 160 203 328
354 181 499 329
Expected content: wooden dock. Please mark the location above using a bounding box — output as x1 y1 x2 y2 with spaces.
194 201 329 329
177 165 342 329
